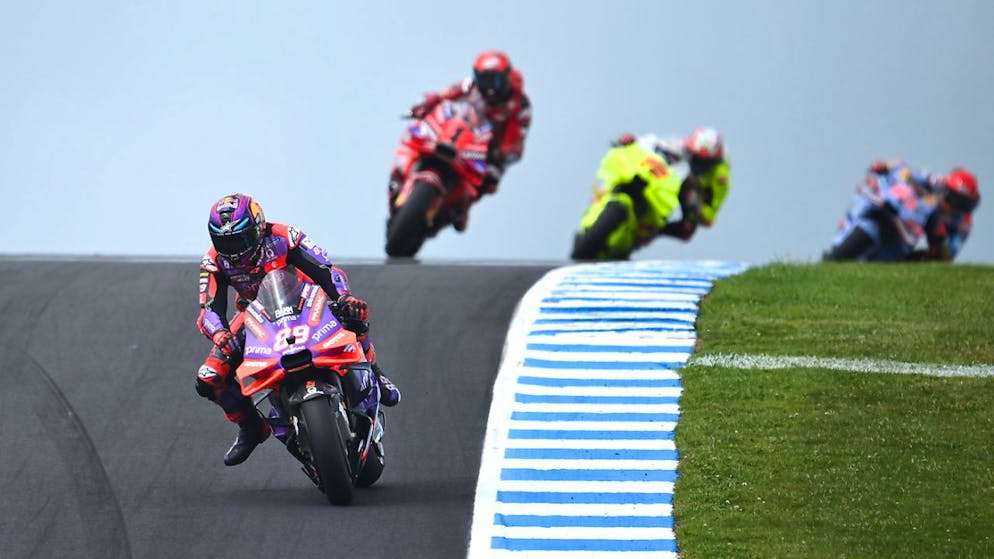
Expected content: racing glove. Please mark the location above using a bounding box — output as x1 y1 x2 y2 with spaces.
335 294 369 322
409 93 441 119
479 167 502 197
212 329 240 357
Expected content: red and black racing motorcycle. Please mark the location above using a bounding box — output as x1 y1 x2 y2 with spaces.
385 99 493 257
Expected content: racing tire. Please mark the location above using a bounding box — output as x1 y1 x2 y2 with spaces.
571 201 629 261
824 227 874 261
300 396 354 506
385 181 438 258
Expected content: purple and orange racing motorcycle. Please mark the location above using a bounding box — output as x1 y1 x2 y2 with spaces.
235 266 385 505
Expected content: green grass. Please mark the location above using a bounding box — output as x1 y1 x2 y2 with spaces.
694 262 994 364
674 263 994 558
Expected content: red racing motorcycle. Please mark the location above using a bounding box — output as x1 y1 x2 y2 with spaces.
385 99 493 257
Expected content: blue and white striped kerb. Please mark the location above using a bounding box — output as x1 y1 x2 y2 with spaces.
468 260 747 558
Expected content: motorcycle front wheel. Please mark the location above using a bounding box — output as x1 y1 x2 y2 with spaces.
385 180 439 258
823 226 874 261
571 201 630 260
300 396 354 505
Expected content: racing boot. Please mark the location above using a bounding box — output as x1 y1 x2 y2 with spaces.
451 209 469 232
371 362 401 407
223 410 271 466
450 195 473 233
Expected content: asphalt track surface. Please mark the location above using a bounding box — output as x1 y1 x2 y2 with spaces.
0 259 553 559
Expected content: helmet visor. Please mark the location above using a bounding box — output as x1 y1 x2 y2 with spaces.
209 218 262 257
945 190 978 213
475 70 509 102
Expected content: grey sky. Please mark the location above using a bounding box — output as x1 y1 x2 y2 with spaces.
1 1 991 264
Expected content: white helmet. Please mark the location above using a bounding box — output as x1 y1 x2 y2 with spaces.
686 127 724 159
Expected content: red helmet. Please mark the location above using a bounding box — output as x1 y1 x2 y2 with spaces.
473 50 513 106
686 127 724 160
944 168 980 213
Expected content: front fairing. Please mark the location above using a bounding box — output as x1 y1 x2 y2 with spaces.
397 100 492 189
853 174 937 247
236 269 366 396
594 145 681 228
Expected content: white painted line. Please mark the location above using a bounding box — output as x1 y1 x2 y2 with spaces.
529 322 695 332
505 439 676 450
517 368 683 379
525 350 692 363
690 353 994 378
526 334 696 346
499 459 680 471
511 403 680 414
497 480 675 494
547 291 700 302
493 502 673 517
508 420 677 432
541 300 699 311
491 526 675 540
538 309 699 319
512 385 683 397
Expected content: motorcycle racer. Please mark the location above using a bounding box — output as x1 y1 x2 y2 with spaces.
654 127 731 241
893 165 980 262
196 193 401 466
400 49 531 231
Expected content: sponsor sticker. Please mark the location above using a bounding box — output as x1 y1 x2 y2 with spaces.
244 316 268 341
308 291 327 325
310 321 337 342
200 257 218 272
274 305 296 319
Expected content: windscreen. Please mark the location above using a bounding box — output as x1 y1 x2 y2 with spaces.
255 267 306 320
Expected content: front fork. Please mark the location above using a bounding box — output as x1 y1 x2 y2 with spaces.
257 366 383 482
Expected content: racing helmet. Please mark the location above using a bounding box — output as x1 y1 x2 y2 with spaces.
686 127 724 160
473 50 513 106
944 168 980 213
208 193 267 261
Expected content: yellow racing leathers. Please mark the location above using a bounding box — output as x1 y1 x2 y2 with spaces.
660 157 730 240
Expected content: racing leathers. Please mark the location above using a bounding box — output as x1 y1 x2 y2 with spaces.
657 144 731 241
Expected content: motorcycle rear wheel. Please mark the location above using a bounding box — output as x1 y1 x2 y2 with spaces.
571 201 629 260
385 181 438 258
300 397 354 505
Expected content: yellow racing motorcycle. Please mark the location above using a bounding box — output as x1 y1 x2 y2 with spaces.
570 137 685 260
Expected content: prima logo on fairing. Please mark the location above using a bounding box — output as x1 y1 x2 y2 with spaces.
311 321 337 342
246 345 273 356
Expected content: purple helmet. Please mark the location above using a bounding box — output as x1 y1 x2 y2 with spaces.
208 194 267 260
